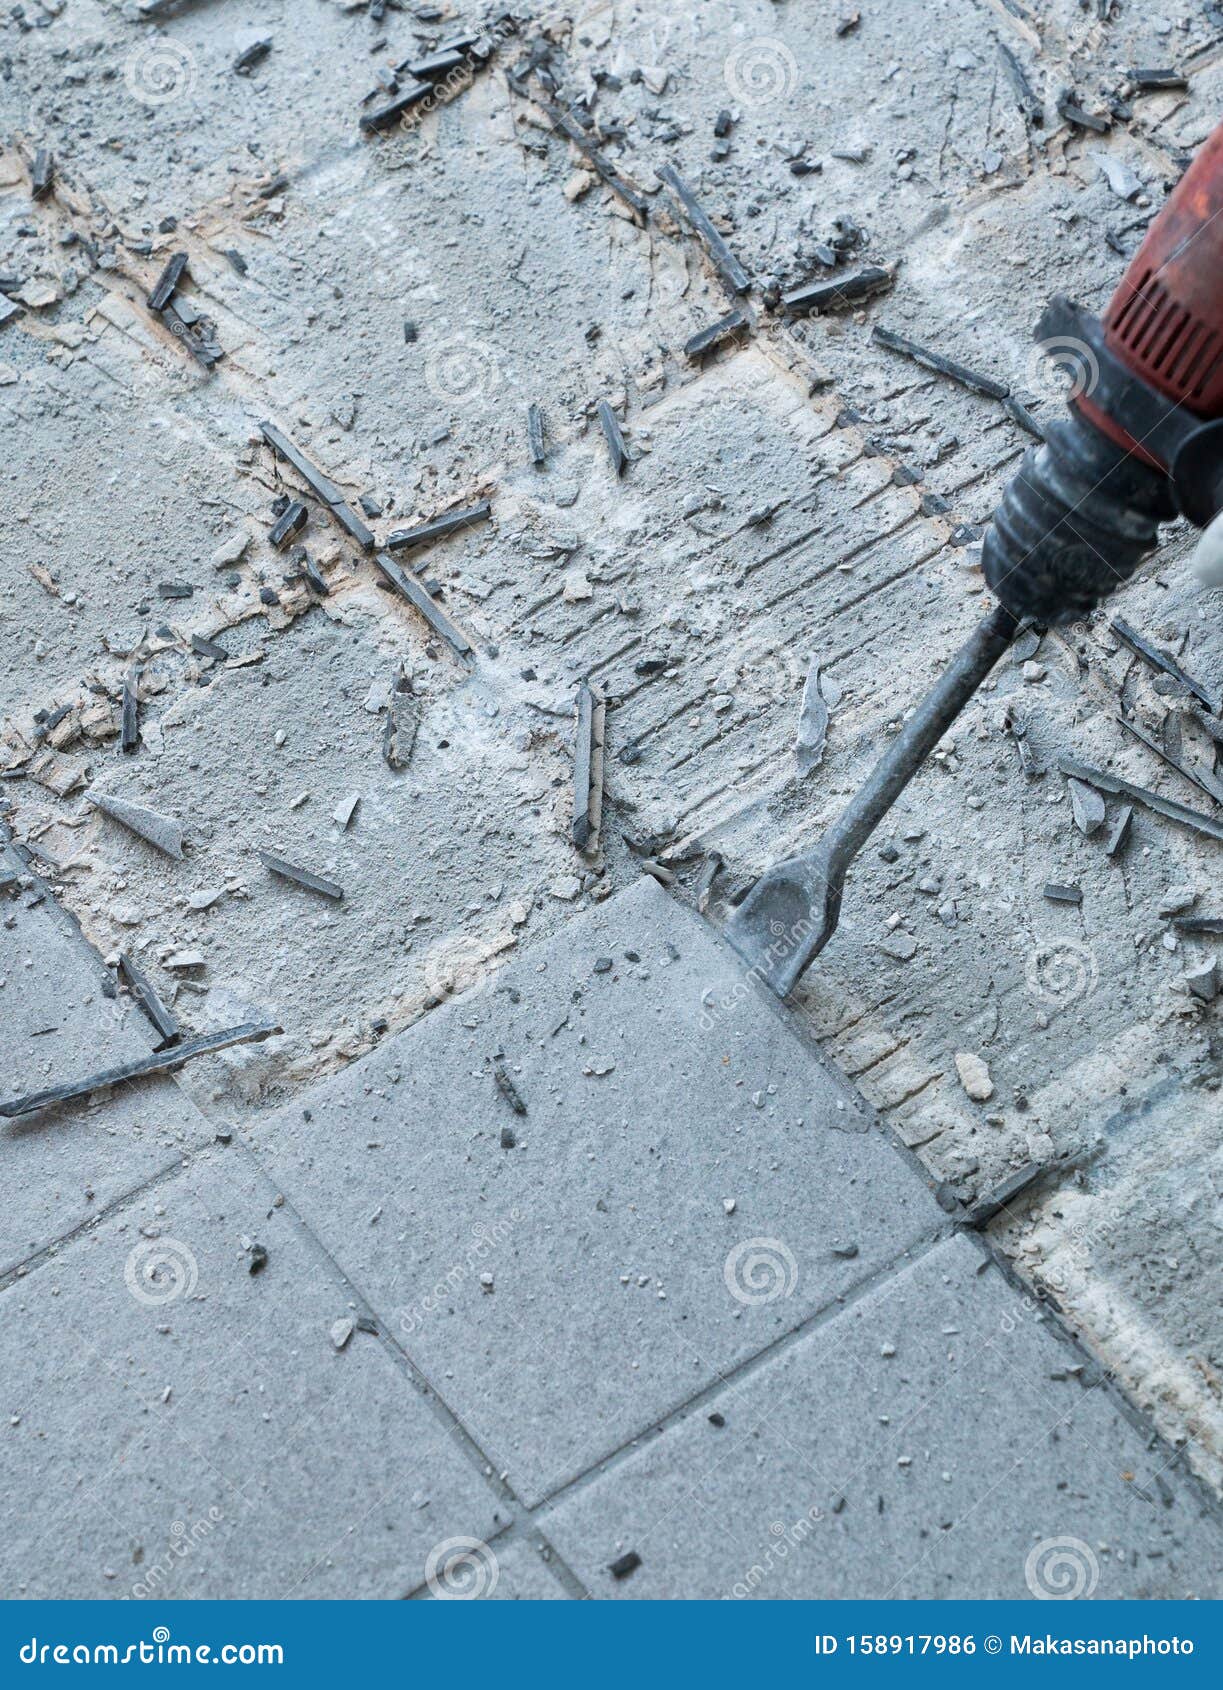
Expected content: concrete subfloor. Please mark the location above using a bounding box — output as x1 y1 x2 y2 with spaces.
2 0 1222 1595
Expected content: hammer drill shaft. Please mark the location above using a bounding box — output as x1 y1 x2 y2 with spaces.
725 605 1017 996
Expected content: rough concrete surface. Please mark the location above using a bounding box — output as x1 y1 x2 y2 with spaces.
2 0 1222 1597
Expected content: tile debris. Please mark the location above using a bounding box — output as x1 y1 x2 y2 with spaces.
373 552 474 659
385 501 491 552
657 162 751 297
596 399 629 476
527 402 547 467
117 951 181 1048
683 308 750 362
260 422 374 550
782 267 892 316
0 1021 280 1119
257 849 344 902
1058 756 1223 845
571 679 606 853
89 792 184 860
796 658 831 776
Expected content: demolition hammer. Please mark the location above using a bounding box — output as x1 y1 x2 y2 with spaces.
728 120 1223 995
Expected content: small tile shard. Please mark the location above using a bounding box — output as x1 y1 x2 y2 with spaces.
960 1161 1066 1229
1129 68 1188 92
1067 776 1105 835
1104 804 1133 858
234 39 272 75
360 82 432 133
90 792 184 859
998 43 1043 126
609 1551 641 1580
373 553 473 659
782 267 893 315
258 849 344 902
683 308 749 362
385 501 491 552
268 500 308 549
597 399 629 476
572 679 606 852
121 670 140 754
1044 882 1083 905
492 1056 527 1116
159 303 223 368
30 148 54 201
332 792 360 830
118 951 180 1048
796 658 831 775
191 633 229 662
1183 960 1219 1004
1094 151 1144 201
695 851 723 915
657 163 750 296
147 251 188 313
1174 915 1223 936
527 402 547 467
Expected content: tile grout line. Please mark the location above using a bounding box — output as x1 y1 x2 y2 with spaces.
527 1218 958 1519
221 1138 594 1600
